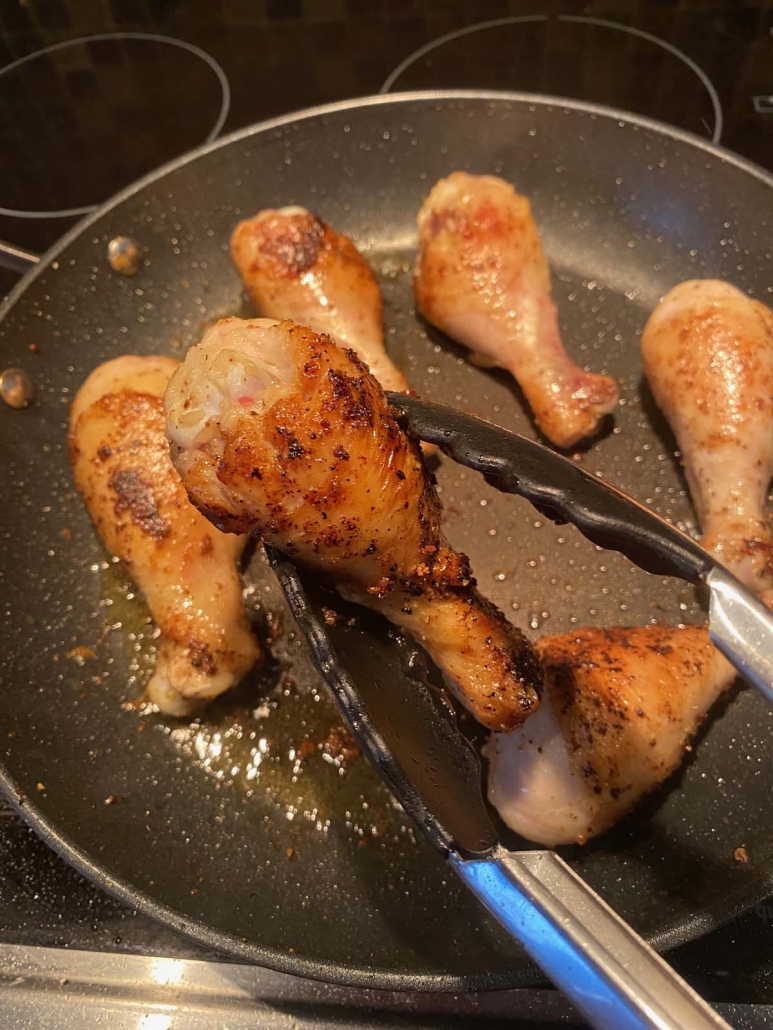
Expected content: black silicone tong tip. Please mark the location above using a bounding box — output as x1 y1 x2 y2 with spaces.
266 546 498 859
388 392 714 588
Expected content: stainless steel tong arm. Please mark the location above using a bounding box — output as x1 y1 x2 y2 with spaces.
454 848 730 1030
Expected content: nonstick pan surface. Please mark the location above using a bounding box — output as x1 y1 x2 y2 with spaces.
1 92 773 991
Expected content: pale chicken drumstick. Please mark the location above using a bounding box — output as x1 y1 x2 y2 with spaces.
642 279 773 593
70 355 260 716
231 206 410 394
486 625 734 846
414 172 618 448
165 316 542 732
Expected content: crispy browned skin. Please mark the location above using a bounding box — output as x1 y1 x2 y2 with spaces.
69 355 260 716
486 625 734 845
642 280 773 591
165 316 542 731
414 173 619 448
231 206 410 394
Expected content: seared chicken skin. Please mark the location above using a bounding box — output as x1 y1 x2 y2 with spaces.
414 173 618 448
486 625 734 846
70 355 260 716
165 316 542 731
642 280 773 592
231 206 409 394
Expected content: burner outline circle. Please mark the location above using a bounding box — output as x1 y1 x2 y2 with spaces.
380 14 722 145
0 32 231 220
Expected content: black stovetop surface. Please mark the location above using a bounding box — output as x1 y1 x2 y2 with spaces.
1 0 772 276
1 0 773 1011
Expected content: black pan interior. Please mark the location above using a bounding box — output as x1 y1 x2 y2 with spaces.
1 93 773 991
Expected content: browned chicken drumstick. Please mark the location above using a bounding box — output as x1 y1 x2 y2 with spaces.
70 355 261 716
164 316 542 731
231 206 410 394
642 279 773 593
414 173 619 448
485 625 734 845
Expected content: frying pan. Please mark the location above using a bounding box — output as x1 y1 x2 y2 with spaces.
1 91 773 992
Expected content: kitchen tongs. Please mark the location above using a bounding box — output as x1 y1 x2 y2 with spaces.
266 394 773 1030
390 393 773 700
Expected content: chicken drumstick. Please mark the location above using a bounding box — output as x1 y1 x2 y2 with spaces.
642 279 773 592
70 355 260 716
414 173 619 448
231 206 410 395
165 316 542 732
486 625 734 845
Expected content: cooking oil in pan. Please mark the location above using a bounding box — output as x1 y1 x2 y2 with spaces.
98 551 412 849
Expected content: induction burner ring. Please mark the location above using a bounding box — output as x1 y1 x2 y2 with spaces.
381 14 723 145
0 32 231 220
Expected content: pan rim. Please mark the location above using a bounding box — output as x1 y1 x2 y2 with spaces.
2 88 773 992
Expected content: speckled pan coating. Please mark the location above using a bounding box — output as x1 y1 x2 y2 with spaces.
1 92 772 991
